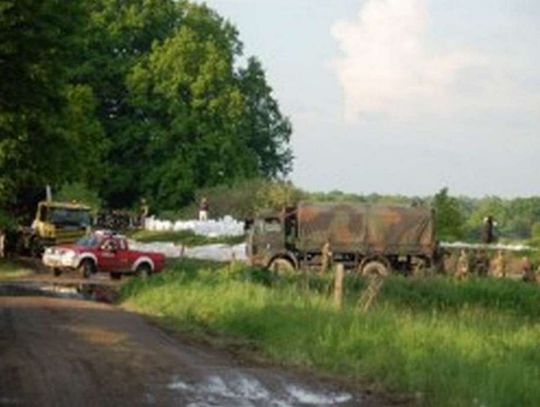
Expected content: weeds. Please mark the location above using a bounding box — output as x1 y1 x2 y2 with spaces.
0 259 32 280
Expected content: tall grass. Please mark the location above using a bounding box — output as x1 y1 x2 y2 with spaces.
121 261 540 406
0 259 32 280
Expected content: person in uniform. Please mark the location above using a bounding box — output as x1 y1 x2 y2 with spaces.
455 249 469 281
139 198 149 227
490 250 506 278
320 238 332 275
481 216 496 244
475 250 490 277
521 256 536 283
199 197 209 221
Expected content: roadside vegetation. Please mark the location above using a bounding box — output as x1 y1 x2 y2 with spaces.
0 259 32 280
121 260 540 406
127 229 244 246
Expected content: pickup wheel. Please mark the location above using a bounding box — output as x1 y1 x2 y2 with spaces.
78 259 95 279
135 263 152 279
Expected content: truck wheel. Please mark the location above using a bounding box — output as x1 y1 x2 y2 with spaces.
52 268 62 277
135 263 152 279
268 258 295 275
79 259 95 279
361 261 389 277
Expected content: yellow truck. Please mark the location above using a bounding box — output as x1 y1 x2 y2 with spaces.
17 201 92 257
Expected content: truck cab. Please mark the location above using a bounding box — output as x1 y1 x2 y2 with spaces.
19 201 92 256
247 208 297 269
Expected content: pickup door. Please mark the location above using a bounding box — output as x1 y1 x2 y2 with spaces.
97 238 132 272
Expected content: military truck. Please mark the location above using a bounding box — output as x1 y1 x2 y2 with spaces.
246 202 437 275
17 201 92 257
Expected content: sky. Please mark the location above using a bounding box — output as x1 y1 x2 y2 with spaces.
201 0 540 197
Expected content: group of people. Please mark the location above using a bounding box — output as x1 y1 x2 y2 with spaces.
455 249 538 283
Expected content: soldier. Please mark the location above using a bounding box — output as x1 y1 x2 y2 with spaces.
199 197 209 221
474 250 489 277
481 216 496 244
320 238 332 275
455 249 469 281
139 198 149 227
490 250 506 278
521 256 536 283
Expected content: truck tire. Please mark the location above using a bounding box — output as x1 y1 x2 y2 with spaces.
268 258 295 275
78 259 95 279
135 263 152 279
361 260 389 277
52 268 62 277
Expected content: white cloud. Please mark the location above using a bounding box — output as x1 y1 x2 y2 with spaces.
331 0 481 121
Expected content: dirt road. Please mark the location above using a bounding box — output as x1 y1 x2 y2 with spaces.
0 292 386 406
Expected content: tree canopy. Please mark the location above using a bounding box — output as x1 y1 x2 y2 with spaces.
0 0 293 217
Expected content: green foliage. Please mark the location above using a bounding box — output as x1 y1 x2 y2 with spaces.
55 182 102 212
0 0 102 209
530 223 540 248
1 0 291 216
0 259 32 280
0 209 15 229
74 0 292 210
433 187 464 241
122 263 540 406
160 179 306 220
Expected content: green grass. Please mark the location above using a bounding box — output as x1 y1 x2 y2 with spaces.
126 229 245 246
0 259 32 280
121 261 540 406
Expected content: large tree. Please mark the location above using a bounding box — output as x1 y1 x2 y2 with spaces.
0 0 104 213
76 0 292 209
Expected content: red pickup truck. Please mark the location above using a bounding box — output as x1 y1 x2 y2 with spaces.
42 230 166 279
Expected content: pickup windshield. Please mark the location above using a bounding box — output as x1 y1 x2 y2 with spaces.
76 235 100 247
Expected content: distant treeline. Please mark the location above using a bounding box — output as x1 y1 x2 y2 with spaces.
154 180 540 244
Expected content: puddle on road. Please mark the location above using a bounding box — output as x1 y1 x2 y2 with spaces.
167 373 354 406
0 281 118 303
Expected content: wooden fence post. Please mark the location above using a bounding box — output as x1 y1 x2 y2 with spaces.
229 251 237 274
334 263 344 309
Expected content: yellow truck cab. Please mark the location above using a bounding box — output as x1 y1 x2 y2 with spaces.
19 201 92 256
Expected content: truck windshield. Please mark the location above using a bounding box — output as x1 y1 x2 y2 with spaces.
49 208 91 227
264 219 281 233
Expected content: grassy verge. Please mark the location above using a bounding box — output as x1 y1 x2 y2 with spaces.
126 229 245 246
121 261 540 406
0 259 33 280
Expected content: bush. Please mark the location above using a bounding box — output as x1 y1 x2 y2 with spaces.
160 179 307 220
56 182 102 211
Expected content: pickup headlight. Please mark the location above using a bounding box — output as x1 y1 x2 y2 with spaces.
59 250 77 265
